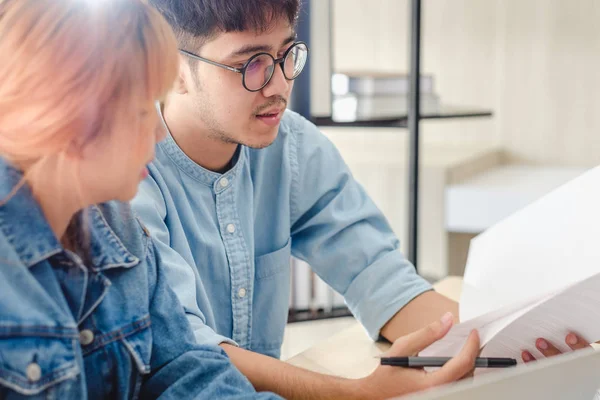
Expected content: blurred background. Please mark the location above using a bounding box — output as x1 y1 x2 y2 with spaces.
283 0 600 358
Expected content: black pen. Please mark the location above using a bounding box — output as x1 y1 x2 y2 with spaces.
380 357 517 368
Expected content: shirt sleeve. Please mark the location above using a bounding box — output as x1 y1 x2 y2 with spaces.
132 174 237 348
287 114 433 340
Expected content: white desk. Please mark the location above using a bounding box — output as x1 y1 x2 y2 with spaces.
287 277 463 378
446 165 587 233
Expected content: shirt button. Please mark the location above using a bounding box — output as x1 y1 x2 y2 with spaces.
79 329 95 346
26 363 42 382
238 288 247 298
219 177 229 188
226 224 236 233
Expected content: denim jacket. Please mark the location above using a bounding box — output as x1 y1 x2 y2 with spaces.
0 159 279 399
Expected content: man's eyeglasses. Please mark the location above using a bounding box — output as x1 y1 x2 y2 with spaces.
179 41 309 92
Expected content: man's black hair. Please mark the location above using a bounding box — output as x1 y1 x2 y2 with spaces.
149 0 301 51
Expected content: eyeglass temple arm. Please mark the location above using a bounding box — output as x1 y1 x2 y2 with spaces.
178 49 242 73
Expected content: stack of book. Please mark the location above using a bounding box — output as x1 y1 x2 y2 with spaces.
331 71 440 122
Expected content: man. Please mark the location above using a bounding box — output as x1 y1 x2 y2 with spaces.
132 1 589 398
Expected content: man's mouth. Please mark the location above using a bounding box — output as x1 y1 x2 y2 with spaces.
257 111 279 117
255 106 283 117
255 109 283 126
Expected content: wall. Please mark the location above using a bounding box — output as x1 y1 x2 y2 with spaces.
313 0 600 166
307 0 600 277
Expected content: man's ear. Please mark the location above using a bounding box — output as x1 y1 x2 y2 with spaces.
173 55 191 94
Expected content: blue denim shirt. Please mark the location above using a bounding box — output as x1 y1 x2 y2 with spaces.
132 110 432 358
0 159 279 399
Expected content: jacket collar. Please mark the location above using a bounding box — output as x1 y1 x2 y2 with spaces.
0 158 139 270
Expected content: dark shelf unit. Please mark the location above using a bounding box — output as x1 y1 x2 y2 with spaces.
288 307 354 323
316 0 493 270
313 106 493 128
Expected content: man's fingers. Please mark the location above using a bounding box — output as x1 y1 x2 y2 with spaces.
522 350 536 363
523 333 589 363
536 338 561 357
565 333 590 351
426 330 480 387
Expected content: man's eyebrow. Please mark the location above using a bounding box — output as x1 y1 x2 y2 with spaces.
227 33 297 59
228 44 272 59
281 33 297 46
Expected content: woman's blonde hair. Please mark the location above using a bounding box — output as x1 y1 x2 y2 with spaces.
0 0 178 177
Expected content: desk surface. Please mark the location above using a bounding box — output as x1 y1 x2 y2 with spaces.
287 277 464 378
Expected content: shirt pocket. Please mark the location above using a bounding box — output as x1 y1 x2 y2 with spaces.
254 238 292 280
0 334 79 398
252 238 292 354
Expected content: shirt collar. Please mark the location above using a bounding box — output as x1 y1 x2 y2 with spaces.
0 158 139 270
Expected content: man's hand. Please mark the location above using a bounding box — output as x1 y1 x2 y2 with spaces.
521 333 591 362
222 311 476 400
355 312 480 400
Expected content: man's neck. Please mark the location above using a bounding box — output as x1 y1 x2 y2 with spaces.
163 107 238 173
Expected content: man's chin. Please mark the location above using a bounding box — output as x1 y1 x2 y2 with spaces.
244 138 277 150
242 127 280 149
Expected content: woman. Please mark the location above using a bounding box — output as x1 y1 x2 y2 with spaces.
0 0 279 398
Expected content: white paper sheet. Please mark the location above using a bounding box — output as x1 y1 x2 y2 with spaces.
422 272 600 362
421 166 600 362
460 166 599 321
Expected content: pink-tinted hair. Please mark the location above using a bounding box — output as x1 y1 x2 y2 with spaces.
0 0 179 179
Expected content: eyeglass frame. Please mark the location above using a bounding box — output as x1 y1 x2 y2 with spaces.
179 41 309 92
